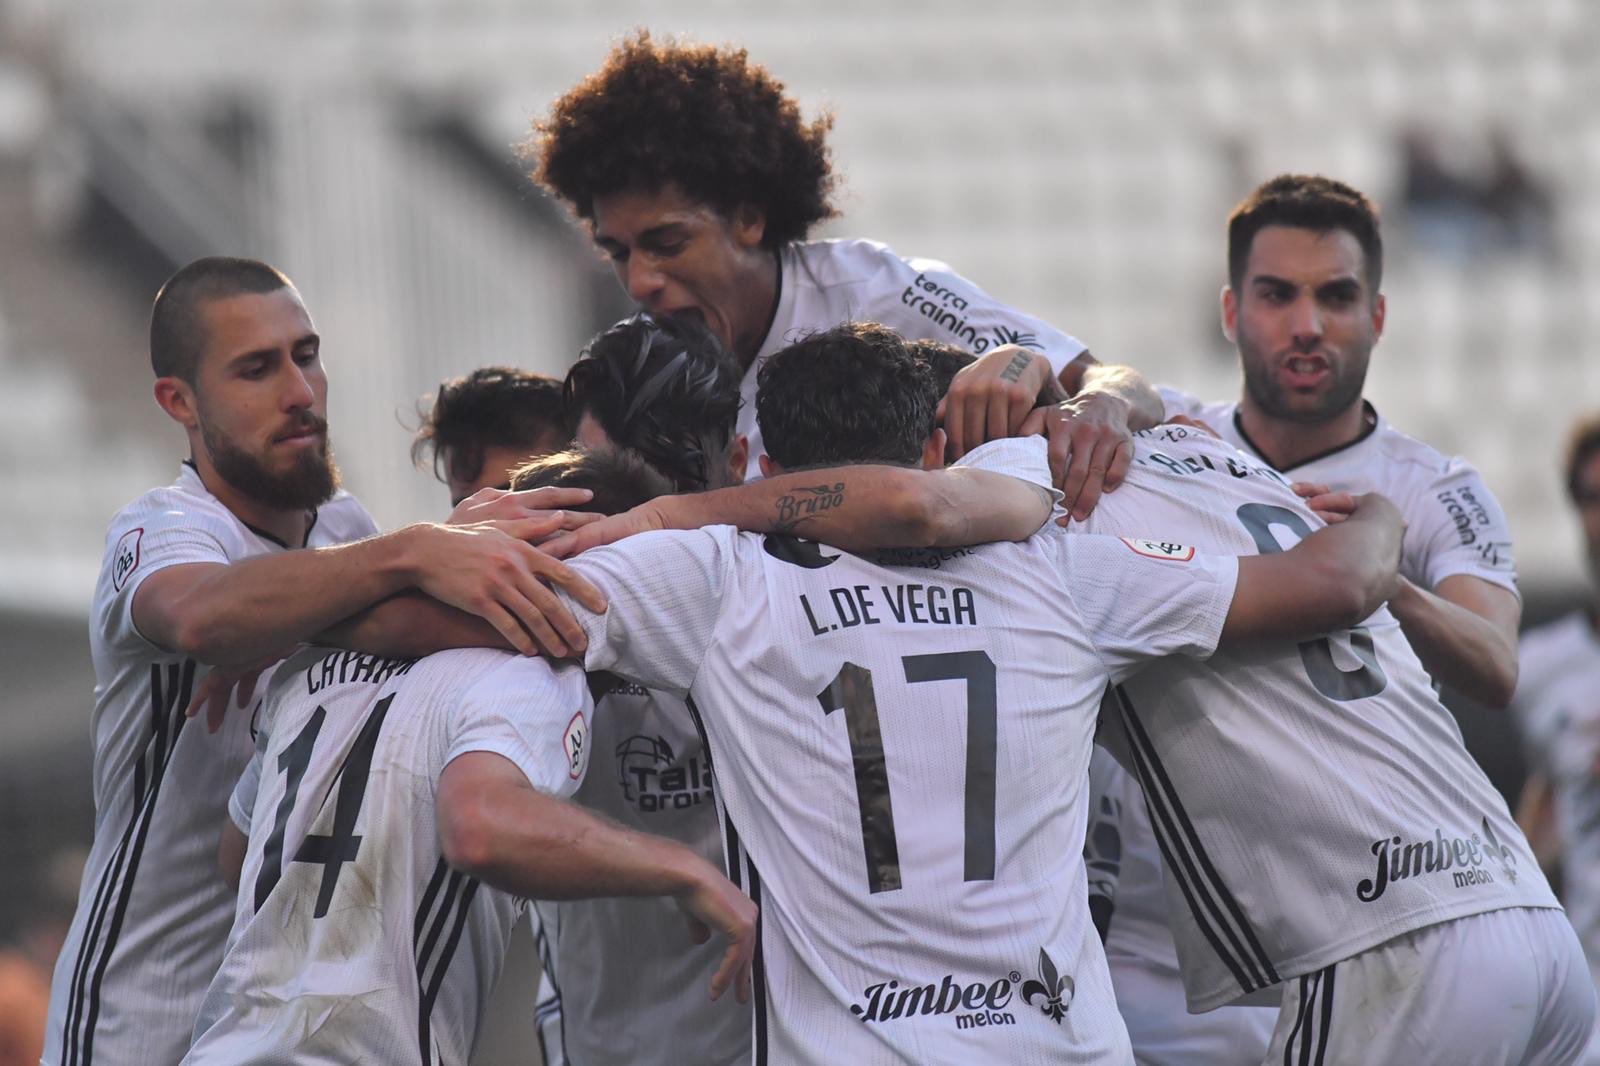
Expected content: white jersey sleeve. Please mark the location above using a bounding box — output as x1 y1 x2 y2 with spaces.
1406 459 1518 594
446 656 593 797
1053 533 1238 683
953 435 1062 503
563 528 733 697
100 494 235 654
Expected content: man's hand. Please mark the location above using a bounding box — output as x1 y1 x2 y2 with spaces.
409 522 606 658
185 648 293 732
1025 394 1135 523
938 345 1060 460
1293 482 1359 525
446 486 604 544
674 863 759 1003
542 501 670 560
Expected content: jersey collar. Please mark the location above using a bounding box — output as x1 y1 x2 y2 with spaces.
1231 400 1381 474
179 459 319 549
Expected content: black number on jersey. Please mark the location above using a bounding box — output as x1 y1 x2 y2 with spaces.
818 651 998 894
252 693 395 916
1235 503 1389 701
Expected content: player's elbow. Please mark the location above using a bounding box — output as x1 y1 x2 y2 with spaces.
437 791 499 878
1478 654 1519 711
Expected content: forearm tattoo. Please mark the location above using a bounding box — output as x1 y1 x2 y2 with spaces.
773 483 847 535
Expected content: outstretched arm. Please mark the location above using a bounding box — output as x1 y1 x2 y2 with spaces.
138 504 602 665
438 751 757 1002
543 463 1054 559
1221 494 1405 646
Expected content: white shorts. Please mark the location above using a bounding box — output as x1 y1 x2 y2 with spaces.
1264 907 1597 1066
1109 955 1274 1065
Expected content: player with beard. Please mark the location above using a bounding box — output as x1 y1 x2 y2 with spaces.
44 257 603 1066
1512 415 1600 1066
531 31 1159 517
1160 174 1521 707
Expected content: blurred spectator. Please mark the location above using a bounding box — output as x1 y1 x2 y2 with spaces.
1481 127 1556 257
1398 124 1558 262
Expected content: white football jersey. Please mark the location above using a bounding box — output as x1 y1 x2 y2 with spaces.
539 682 748 1065
559 503 1239 1063
1078 425 1558 1012
46 463 376 1066
186 646 592 1065
1159 388 1518 597
1510 611 1600 975
737 238 1087 476
1085 747 1274 1063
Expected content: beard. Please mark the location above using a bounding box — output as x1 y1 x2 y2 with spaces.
1238 333 1370 425
200 413 341 511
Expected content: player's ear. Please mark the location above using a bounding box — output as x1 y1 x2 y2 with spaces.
921 428 948 470
732 203 766 250
758 453 779 479
724 434 749 486
1220 285 1238 345
1371 292 1386 338
153 376 199 431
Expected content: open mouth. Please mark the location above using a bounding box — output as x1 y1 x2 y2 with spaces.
1280 355 1331 389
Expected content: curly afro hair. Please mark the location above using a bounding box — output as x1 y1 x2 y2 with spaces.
530 31 839 248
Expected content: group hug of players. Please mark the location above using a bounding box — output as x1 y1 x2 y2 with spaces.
40 31 1600 1066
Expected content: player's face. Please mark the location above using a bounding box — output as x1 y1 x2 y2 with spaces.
1225 225 1386 425
1576 451 1600 575
591 184 774 361
446 442 547 507
190 288 340 510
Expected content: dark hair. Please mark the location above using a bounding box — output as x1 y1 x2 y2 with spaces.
906 339 977 398
412 367 566 486
509 446 675 517
756 322 937 469
531 30 837 248
1227 174 1384 292
564 313 742 491
1566 414 1600 503
150 257 294 382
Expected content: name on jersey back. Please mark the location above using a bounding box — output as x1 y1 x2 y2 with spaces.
799 581 979 637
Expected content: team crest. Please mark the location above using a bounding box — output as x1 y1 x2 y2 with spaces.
563 711 589 781
112 527 144 591
1119 537 1195 562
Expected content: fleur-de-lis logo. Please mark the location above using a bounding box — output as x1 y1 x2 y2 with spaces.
1020 948 1073 1024
1480 816 1518 885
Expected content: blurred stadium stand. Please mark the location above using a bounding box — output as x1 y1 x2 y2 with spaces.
0 1 1595 1059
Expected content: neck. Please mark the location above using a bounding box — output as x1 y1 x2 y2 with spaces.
733 248 783 371
1235 394 1370 470
188 448 308 547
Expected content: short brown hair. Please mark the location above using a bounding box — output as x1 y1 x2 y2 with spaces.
150 257 294 382
1566 414 1600 503
509 446 675 517
412 367 566 487
530 31 837 248
1227 174 1384 292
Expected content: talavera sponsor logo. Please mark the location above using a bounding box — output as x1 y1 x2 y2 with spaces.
898 273 1043 354
848 949 1073 1030
615 734 713 813
1356 815 1519 902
